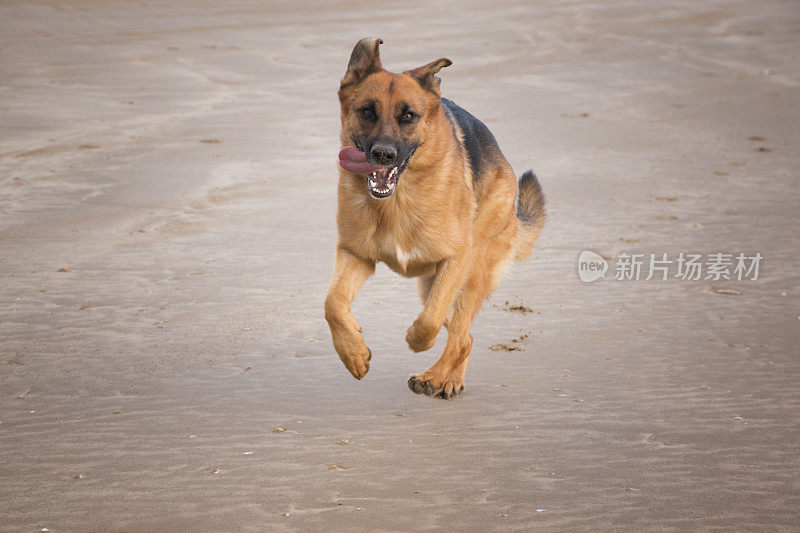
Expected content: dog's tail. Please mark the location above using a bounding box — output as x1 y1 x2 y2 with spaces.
513 170 546 261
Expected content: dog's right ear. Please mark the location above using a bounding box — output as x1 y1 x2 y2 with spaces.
406 58 452 96
340 38 383 88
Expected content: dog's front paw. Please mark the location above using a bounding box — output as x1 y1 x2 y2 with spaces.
338 345 371 380
329 323 372 380
437 375 465 399
407 372 445 397
406 319 438 352
407 373 464 399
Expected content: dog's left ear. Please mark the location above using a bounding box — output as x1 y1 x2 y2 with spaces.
341 37 383 88
406 58 452 96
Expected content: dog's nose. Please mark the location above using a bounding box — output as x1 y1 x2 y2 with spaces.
370 143 397 166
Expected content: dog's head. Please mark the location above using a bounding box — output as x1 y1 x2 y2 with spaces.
338 38 452 199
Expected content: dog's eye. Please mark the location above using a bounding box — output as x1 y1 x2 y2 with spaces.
360 108 376 120
399 111 416 124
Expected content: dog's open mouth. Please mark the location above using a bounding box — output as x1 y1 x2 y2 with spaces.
366 166 399 198
338 146 414 199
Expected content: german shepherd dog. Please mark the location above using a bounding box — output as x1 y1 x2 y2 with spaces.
325 38 545 399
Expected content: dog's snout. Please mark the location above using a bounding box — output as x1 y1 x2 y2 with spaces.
370 143 398 166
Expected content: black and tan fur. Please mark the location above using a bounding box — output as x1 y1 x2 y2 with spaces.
325 38 545 398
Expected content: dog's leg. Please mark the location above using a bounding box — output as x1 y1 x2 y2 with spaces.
439 354 470 399
417 274 455 328
416 275 434 304
407 280 479 397
409 239 514 398
325 246 375 379
406 252 467 353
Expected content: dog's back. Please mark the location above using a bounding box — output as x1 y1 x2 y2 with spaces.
442 97 545 261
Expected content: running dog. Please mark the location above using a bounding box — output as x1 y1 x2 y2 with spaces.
325 38 545 399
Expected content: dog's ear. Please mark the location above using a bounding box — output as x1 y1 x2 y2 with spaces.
406 58 452 96
340 38 383 88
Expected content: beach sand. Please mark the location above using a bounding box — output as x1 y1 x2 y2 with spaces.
1 1 799 530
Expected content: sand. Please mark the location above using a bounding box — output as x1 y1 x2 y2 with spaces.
1 1 799 530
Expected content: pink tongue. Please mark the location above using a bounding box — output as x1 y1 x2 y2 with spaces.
338 146 387 176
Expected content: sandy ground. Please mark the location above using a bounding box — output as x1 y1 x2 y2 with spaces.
1 1 799 531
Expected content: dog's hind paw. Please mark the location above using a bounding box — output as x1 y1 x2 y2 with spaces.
406 319 438 353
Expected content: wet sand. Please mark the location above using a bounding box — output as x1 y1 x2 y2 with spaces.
1 1 799 530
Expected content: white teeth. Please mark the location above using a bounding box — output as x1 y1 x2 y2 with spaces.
368 168 399 196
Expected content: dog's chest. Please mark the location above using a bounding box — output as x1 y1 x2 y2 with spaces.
375 229 430 273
